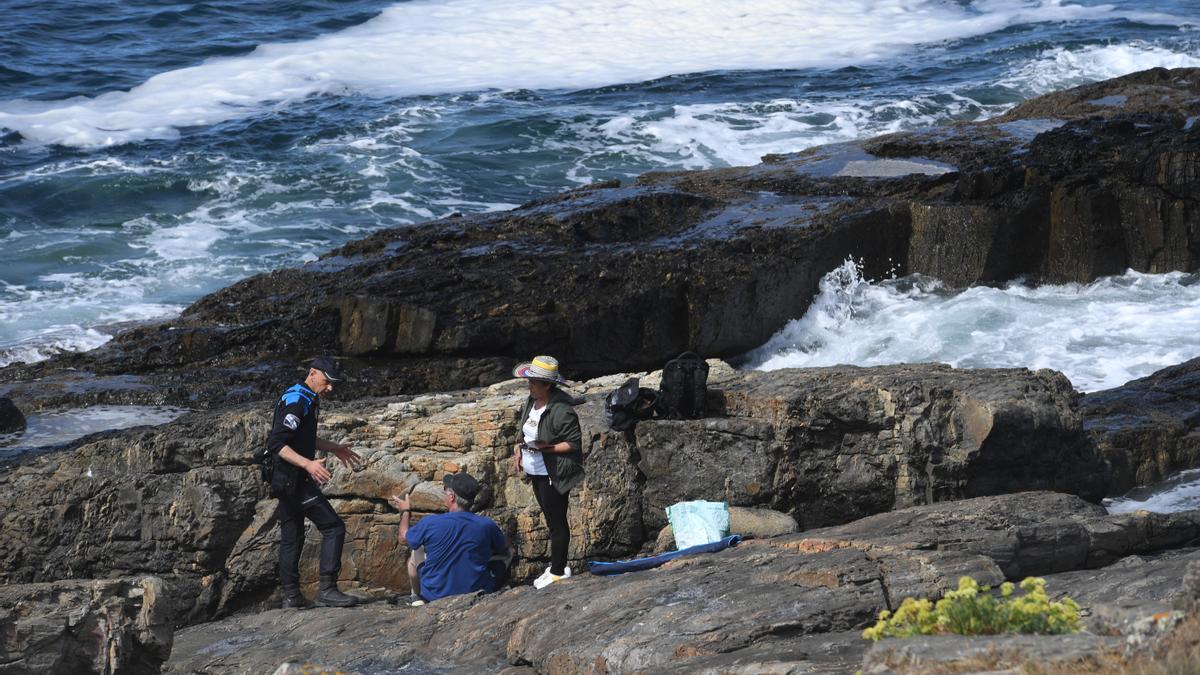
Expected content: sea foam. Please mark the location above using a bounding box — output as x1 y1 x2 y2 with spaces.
1000 42 1200 95
2 0 1191 147
1105 469 1200 514
748 261 1200 393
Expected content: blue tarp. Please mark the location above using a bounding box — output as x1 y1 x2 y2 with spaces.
587 535 743 576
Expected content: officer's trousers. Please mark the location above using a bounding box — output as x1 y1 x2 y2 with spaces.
277 485 345 587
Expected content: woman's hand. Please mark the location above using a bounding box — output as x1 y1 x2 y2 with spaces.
512 444 523 473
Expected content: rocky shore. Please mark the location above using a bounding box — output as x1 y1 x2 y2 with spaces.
1 68 1197 412
4 357 1200 673
2 68 1200 674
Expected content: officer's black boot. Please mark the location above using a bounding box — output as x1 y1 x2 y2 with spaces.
315 574 358 607
281 585 312 609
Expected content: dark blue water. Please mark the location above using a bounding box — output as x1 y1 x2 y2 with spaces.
2 0 397 102
1 0 1198 367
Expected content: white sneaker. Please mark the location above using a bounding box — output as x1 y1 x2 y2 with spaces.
533 565 571 589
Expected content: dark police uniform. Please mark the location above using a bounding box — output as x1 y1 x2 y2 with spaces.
267 382 346 590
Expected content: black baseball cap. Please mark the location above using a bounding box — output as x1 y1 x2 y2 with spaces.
310 355 343 381
443 472 480 504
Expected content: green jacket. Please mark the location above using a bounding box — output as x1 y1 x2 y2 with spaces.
519 389 585 494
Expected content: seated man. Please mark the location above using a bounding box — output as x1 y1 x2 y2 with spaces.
390 472 510 603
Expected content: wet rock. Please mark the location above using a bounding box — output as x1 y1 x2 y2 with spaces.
1081 356 1200 494
3 68 1198 410
0 577 172 675
0 396 24 434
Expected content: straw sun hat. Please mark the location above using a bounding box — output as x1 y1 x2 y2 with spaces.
512 355 572 385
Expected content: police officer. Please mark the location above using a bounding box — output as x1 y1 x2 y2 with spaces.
267 355 363 608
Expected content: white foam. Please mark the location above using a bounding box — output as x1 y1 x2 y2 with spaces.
998 42 1200 96
749 261 1200 392
566 94 993 172
0 326 113 369
2 0 1183 147
0 405 190 455
1105 469 1200 514
0 271 183 367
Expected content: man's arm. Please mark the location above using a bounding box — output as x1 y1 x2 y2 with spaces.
278 444 331 484
390 493 414 542
317 437 363 468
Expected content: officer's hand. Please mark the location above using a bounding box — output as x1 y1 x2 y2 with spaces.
306 457 332 484
331 444 362 468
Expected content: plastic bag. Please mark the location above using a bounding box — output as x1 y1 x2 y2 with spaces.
666 500 730 550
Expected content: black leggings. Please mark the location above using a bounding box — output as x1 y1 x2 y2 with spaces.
530 475 570 575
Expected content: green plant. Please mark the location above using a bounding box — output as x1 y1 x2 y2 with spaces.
862 576 1082 641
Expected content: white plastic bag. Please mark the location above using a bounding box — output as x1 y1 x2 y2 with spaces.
666 500 730 550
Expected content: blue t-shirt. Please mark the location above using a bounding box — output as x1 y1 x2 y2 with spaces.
406 511 507 601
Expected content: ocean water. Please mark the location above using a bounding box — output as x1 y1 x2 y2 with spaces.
2 0 1199 386
0 405 190 460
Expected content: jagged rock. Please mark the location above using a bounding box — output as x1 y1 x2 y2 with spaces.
0 397 24 434
0 364 1111 624
3 68 1198 411
657 363 1109 530
0 577 172 675
1082 355 1200 493
0 408 266 626
164 493 1200 674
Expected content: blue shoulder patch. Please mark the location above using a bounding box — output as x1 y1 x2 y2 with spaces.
280 384 314 415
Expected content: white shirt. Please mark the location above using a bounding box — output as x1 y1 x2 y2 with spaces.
521 403 548 475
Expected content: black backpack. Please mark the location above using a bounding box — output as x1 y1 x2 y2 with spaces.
659 352 709 419
604 377 660 431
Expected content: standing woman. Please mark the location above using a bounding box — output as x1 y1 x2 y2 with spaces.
512 355 584 589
